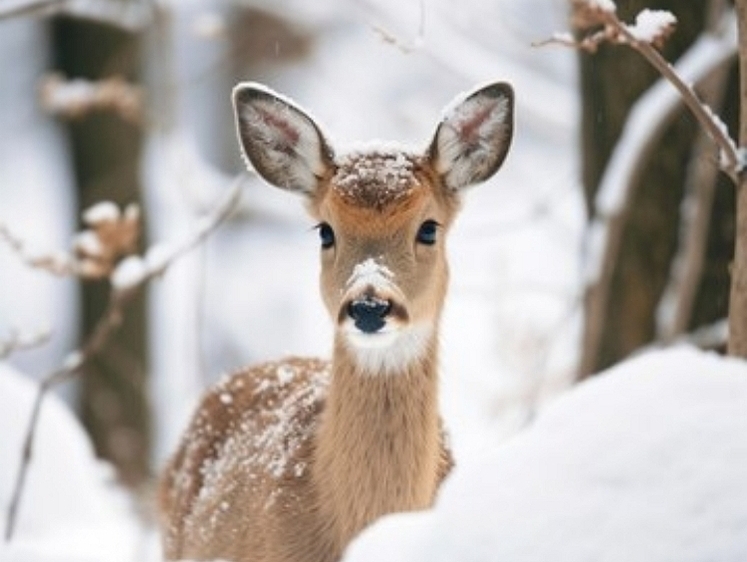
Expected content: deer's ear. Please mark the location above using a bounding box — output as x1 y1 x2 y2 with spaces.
428 82 514 192
232 83 334 195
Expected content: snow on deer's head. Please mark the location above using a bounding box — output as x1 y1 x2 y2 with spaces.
233 82 514 374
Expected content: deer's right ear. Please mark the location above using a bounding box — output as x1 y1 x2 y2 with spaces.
232 83 334 195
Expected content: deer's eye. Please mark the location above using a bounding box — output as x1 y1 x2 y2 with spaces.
416 220 439 245
317 223 335 249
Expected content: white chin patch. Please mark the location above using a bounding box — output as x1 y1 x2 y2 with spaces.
343 323 433 375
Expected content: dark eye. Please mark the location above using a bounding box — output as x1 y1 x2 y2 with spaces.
317 222 335 249
416 220 439 245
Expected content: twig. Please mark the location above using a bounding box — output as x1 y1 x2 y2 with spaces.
0 223 75 277
657 55 731 342
0 327 52 360
548 2 741 182
0 0 153 30
0 0 66 21
3 178 242 542
370 0 425 53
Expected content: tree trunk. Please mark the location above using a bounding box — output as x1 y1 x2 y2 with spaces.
578 0 737 376
728 0 747 356
52 17 150 486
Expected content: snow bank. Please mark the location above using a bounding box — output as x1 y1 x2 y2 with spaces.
0 363 150 562
344 346 747 562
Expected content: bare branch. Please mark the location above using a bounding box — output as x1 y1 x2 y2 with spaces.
0 327 52 360
3 178 242 542
369 0 425 54
0 223 75 276
0 0 154 30
657 60 731 342
0 0 66 21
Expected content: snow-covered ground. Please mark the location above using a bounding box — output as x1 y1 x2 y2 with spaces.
3 346 745 561
2 0 746 561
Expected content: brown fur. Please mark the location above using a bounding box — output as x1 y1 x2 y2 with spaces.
160 348 453 562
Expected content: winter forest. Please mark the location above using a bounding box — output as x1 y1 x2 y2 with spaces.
1 0 746 560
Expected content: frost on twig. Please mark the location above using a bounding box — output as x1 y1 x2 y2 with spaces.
0 326 52 360
3 179 242 542
541 0 741 182
1 201 140 279
40 73 144 125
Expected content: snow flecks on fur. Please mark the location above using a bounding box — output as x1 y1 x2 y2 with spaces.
166 357 331 550
346 258 395 292
333 149 421 210
210 360 326 481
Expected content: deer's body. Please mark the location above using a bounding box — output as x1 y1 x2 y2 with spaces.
160 82 514 562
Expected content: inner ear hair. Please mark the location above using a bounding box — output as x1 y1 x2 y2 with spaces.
429 82 514 192
232 83 334 195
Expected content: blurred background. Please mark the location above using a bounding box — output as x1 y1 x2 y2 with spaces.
0 0 739 558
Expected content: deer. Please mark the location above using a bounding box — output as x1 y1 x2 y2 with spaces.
159 80 514 562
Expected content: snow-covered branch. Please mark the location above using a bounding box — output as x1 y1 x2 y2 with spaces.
1 200 140 279
3 178 242 542
656 64 731 342
40 73 144 125
547 0 741 182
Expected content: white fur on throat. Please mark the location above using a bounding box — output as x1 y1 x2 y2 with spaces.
342 322 433 376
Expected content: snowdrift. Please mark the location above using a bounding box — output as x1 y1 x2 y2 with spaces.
345 346 747 562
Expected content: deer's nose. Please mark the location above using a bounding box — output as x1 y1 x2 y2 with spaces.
347 296 392 334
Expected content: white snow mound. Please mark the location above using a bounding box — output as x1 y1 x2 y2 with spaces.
344 346 747 562
0 363 146 562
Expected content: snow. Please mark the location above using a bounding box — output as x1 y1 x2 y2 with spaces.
625 9 677 44
73 230 104 257
0 363 150 562
333 150 418 209
585 0 617 13
110 255 147 291
344 346 747 562
346 258 395 292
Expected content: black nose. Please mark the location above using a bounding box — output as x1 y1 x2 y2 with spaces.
347 297 391 333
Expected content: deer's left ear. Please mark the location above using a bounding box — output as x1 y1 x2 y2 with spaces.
427 82 514 192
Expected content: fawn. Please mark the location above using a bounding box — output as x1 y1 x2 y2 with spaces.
160 81 514 562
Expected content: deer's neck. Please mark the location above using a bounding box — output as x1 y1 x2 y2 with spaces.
313 333 443 549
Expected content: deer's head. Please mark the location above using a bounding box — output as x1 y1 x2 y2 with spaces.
233 83 513 374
